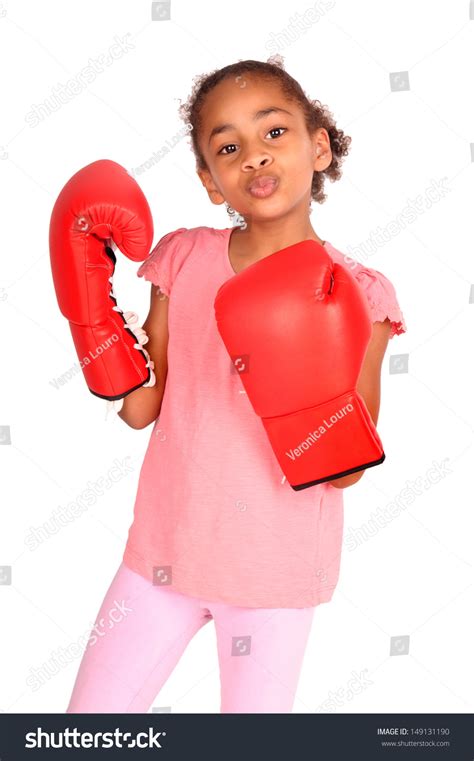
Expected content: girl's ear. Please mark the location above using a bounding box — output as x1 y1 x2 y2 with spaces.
197 168 226 206
311 128 332 173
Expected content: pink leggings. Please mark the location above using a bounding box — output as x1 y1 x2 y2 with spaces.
66 562 315 713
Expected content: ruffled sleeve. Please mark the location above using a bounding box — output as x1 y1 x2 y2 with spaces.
326 242 407 339
137 227 189 296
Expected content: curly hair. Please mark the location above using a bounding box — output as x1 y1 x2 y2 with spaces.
177 54 351 205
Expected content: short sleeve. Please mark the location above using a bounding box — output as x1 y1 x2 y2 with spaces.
136 227 189 297
326 242 407 340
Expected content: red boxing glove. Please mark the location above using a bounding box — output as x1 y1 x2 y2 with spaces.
49 159 154 401
214 239 385 490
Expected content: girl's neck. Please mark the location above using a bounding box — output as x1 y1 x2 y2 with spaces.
229 219 325 259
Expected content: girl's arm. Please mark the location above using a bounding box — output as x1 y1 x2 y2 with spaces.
329 318 392 489
118 284 169 429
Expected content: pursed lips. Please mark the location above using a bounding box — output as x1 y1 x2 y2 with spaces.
246 174 279 198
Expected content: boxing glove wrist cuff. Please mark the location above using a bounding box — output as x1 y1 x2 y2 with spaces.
67 248 156 401
261 390 385 491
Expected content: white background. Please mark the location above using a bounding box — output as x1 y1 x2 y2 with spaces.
0 0 472 714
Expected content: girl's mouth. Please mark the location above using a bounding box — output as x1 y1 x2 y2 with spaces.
246 175 279 199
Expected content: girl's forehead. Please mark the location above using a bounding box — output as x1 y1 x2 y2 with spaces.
200 78 291 122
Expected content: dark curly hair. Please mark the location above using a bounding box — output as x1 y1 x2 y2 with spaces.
177 54 351 205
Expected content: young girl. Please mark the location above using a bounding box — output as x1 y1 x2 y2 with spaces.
66 55 406 714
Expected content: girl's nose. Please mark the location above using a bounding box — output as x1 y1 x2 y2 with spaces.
241 153 273 172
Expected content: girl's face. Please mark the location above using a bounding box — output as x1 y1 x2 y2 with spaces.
196 75 331 223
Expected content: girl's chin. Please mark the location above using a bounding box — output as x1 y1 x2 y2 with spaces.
236 198 290 218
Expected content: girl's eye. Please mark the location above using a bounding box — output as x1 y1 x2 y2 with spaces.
266 127 286 139
218 143 237 156
217 127 287 155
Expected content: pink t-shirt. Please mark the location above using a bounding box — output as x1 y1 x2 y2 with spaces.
123 226 407 609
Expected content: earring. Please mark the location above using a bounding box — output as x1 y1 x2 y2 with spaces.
225 203 236 217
